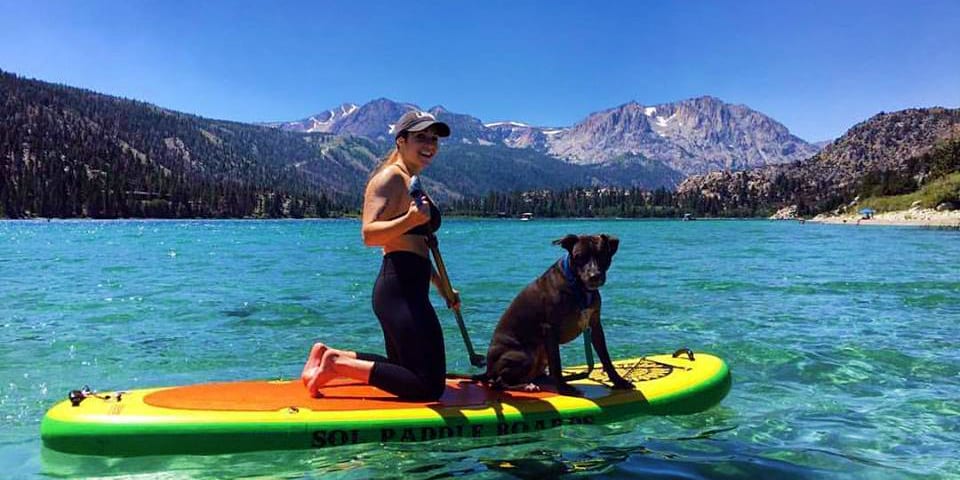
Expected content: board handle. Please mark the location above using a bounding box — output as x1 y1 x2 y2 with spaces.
672 348 696 361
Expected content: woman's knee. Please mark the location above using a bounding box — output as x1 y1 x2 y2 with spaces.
427 379 446 400
407 375 445 402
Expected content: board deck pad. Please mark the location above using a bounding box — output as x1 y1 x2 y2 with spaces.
144 377 554 411
143 357 674 411
42 354 731 456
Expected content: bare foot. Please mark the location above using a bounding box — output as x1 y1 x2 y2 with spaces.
301 342 329 387
306 351 340 397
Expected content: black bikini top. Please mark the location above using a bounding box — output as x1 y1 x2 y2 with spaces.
405 202 442 235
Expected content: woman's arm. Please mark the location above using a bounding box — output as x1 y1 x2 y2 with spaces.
431 267 444 291
361 169 430 246
431 265 461 309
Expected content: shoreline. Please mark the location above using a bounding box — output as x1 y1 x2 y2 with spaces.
810 208 960 228
3 212 959 227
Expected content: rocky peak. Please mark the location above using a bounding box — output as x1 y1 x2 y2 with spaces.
817 108 960 171
484 121 551 150
546 97 818 174
330 98 416 139
266 102 358 133
676 106 960 215
429 108 497 145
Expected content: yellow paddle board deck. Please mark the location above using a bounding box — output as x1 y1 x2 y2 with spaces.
41 352 731 456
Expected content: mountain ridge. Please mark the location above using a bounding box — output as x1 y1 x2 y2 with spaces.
267 96 819 176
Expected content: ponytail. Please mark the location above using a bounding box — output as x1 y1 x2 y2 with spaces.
369 148 402 179
369 132 407 179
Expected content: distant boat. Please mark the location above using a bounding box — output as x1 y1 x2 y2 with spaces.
519 212 534 221
682 213 696 221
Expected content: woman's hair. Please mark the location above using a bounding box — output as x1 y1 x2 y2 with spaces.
369 132 408 179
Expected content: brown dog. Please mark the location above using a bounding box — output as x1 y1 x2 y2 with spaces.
482 234 633 396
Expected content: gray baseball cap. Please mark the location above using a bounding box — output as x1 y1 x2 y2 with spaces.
390 111 451 138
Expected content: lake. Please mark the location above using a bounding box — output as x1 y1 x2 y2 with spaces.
2 218 958 479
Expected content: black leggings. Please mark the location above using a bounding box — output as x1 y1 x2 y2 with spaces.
359 251 446 401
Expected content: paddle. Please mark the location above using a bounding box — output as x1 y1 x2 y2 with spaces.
409 176 486 368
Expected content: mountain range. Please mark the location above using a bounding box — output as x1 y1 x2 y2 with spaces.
8 68 950 220
267 96 820 179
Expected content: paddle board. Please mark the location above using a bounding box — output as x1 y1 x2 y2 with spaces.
41 352 731 456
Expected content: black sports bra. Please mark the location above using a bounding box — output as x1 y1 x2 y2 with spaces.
405 202 442 235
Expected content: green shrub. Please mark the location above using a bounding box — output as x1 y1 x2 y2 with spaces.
860 172 960 211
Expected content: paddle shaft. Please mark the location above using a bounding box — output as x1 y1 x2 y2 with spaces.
408 176 484 368
425 234 486 368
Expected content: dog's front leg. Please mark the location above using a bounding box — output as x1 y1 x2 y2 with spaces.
544 323 582 396
590 312 634 390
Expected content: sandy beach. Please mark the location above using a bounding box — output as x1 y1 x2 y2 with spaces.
811 208 960 228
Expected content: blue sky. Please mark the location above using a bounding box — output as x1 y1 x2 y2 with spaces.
1 1 958 142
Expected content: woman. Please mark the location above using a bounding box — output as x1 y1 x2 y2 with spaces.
301 110 460 401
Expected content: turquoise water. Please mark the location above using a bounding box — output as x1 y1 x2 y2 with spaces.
2 218 958 479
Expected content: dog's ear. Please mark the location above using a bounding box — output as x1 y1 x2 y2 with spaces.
601 234 619 257
552 234 579 253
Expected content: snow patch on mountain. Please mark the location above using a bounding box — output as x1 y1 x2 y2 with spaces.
485 121 530 128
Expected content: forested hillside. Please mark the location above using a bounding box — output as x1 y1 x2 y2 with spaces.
0 70 355 218
0 71 685 218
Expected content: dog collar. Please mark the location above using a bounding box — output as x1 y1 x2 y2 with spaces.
561 254 594 310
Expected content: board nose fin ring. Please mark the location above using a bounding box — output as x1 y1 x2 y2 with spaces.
68 385 125 406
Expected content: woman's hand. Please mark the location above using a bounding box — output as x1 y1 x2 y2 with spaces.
445 288 461 311
407 195 431 227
